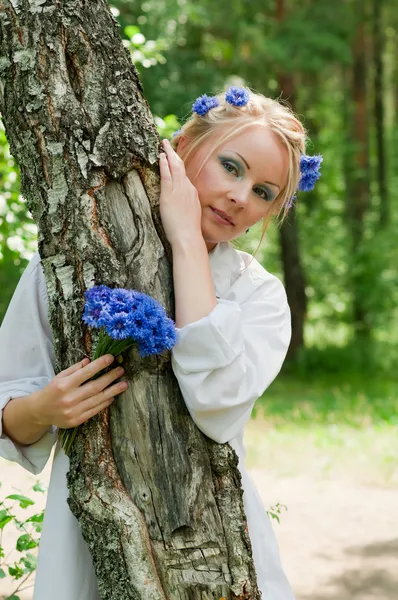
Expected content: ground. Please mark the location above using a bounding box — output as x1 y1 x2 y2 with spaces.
1 418 398 600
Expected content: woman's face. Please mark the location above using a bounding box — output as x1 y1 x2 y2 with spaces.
179 124 289 251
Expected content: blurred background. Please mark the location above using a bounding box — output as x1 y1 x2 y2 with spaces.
1 1 398 599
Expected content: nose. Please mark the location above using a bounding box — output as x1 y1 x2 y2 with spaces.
228 180 251 207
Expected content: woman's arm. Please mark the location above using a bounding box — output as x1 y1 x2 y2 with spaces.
0 253 57 473
172 236 217 328
2 392 49 446
172 275 291 443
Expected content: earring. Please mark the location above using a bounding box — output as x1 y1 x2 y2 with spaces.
246 228 250 234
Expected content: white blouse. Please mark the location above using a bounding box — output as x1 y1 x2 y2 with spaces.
0 242 295 600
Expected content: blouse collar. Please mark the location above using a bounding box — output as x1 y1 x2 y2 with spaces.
208 242 245 297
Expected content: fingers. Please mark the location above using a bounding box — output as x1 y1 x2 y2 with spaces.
76 365 125 402
76 380 128 426
161 138 186 182
159 151 172 192
57 357 90 378
67 354 115 388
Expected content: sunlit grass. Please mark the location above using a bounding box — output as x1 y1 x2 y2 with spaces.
246 374 398 487
255 375 398 427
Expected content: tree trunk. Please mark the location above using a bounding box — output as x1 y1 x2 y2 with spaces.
0 1 260 598
275 0 307 360
346 7 371 340
372 0 388 228
279 205 307 359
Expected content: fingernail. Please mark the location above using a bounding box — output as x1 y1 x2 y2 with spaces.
116 367 124 376
105 355 114 365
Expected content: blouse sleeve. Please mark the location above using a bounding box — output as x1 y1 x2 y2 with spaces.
171 276 291 444
0 253 57 474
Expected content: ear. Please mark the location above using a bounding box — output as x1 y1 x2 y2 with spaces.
176 135 189 157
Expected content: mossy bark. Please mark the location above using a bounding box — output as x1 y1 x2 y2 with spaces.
0 1 261 597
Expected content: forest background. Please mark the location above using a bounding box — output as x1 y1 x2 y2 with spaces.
1 1 398 598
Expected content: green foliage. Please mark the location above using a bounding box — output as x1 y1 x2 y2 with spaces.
0 481 46 600
267 503 287 525
0 121 37 323
2 0 398 367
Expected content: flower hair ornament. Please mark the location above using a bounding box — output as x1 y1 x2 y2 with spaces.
298 154 323 192
192 86 250 116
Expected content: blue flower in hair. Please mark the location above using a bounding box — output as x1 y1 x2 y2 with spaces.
172 128 182 138
225 86 250 107
298 154 323 192
192 94 220 116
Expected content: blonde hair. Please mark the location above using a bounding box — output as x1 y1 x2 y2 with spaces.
171 87 307 244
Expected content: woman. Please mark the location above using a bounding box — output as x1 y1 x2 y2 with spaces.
0 87 320 599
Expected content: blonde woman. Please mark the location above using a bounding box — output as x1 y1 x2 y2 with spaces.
0 86 321 599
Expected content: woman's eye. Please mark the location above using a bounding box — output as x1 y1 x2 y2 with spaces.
221 161 238 176
253 187 270 201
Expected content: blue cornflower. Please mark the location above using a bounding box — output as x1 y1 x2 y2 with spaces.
105 312 133 340
298 170 321 192
138 318 176 357
82 285 177 355
108 288 134 313
300 154 323 173
298 154 323 192
85 284 112 304
172 128 182 138
192 94 220 116
225 86 250 107
82 300 104 327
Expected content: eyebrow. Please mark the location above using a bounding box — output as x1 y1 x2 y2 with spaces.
234 152 281 191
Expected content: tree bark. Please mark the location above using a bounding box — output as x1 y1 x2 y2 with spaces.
0 1 260 598
372 0 388 228
346 7 371 340
275 0 307 360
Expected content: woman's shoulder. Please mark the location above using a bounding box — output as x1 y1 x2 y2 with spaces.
215 242 287 305
24 251 42 275
229 244 285 288
15 252 47 301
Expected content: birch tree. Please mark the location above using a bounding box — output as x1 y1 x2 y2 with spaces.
0 1 260 598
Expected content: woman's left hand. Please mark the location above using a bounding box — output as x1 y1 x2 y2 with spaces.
159 138 203 248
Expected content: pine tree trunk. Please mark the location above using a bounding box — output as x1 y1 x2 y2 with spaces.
346 7 371 340
372 0 388 228
275 0 307 360
0 1 260 598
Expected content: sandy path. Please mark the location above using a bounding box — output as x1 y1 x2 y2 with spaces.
1 449 398 599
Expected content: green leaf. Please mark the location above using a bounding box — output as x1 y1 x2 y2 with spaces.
16 534 37 552
8 564 24 579
125 25 140 39
0 567 6 578
6 495 34 509
33 481 46 493
6 595 21 600
26 512 44 523
0 509 13 529
21 553 37 571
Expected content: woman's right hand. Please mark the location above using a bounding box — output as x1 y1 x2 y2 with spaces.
32 354 128 429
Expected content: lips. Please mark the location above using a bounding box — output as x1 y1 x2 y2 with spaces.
210 207 235 226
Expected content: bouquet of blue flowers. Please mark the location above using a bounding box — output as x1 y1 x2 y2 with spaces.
59 285 177 455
